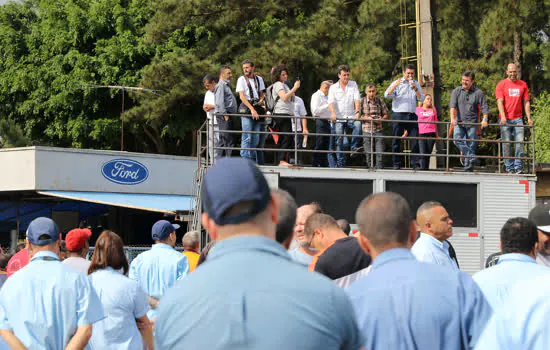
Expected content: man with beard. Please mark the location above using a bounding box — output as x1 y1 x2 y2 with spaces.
528 202 550 267
412 201 458 270
288 203 322 266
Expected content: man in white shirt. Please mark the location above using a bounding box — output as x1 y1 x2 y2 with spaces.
62 228 92 274
328 65 362 168
203 75 218 161
290 95 308 165
236 59 266 163
311 80 333 167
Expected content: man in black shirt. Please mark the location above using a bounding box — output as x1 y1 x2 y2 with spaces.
305 213 371 279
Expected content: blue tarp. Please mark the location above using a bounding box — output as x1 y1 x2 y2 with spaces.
38 191 195 214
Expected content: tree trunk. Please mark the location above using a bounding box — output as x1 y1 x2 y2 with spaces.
513 31 522 79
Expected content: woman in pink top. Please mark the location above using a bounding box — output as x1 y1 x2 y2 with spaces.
416 94 438 170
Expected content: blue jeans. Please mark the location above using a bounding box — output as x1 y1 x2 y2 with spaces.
501 118 525 171
240 117 262 162
329 120 362 167
256 123 267 165
453 125 478 167
313 119 331 167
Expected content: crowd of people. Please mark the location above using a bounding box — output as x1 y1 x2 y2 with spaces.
0 156 549 348
205 61 532 173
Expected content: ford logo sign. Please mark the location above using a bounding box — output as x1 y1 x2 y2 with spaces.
101 159 149 185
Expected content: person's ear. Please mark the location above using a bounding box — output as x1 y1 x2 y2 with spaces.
202 213 218 241
499 241 502 252
269 194 280 225
408 221 418 246
357 234 373 255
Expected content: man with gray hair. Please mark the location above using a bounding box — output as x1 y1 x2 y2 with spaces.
347 192 492 349
412 201 458 270
182 231 200 272
288 203 322 266
272 189 297 249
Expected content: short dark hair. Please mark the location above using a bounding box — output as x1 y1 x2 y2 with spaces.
463 71 475 80
365 83 376 90
338 65 350 74
242 59 254 67
272 189 297 244
336 219 351 235
404 64 416 72
271 65 288 83
203 75 217 84
88 230 129 275
304 213 339 238
356 192 412 248
218 65 231 76
308 202 323 214
500 217 538 254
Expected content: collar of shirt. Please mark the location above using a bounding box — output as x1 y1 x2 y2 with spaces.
420 232 448 250
152 243 175 251
317 89 328 97
497 253 536 265
208 235 290 262
460 86 477 93
371 248 414 270
31 250 60 262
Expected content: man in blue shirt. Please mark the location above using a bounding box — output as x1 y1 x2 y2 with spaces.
473 217 550 310
155 158 363 350
0 217 104 349
475 273 550 349
384 64 425 169
129 220 189 320
412 201 459 269
348 192 492 349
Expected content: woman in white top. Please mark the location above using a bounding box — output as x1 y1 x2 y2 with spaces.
88 231 154 350
271 65 301 166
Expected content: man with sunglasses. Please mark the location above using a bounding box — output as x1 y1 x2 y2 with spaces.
450 71 489 171
528 202 550 267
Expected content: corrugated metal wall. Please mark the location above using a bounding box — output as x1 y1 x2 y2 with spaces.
449 227 481 275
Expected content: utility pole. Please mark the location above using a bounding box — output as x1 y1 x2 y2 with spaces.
81 85 163 151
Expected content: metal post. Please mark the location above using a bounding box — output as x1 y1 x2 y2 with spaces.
531 124 536 174
294 115 298 165
370 119 374 168
445 123 450 171
497 138 501 173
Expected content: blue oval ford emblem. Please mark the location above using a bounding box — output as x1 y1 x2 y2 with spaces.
101 159 149 185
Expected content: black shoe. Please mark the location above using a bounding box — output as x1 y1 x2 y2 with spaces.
465 165 474 172
516 169 524 174
506 169 514 174
470 158 480 166
392 165 401 170
413 164 421 170
350 146 364 158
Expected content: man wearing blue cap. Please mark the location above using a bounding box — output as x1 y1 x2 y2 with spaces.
0 217 104 349
154 158 363 350
129 220 189 320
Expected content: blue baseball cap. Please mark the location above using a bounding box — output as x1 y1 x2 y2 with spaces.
152 220 180 241
27 217 60 246
201 158 271 225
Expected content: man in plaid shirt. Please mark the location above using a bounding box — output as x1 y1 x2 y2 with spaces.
360 84 389 169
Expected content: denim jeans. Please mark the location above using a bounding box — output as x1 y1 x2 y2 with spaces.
256 123 267 165
418 132 436 170
330 120 362 167
501 118 525 171
240 117 262 162
290 134 304 165
313 119 330 167
391 112 419 168
363 132 384 168
453 125 478 167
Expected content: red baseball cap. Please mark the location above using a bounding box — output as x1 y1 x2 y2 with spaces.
65 228 92 252
7 248 29 277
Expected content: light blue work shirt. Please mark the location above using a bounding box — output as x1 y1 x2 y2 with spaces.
473 253 550 310
412 232 459 270
0 251 104 349
347 248 492 350
475 274 550 349
384 78 425 113
288 247 314 266
154 235 364 350
128 243 189 320
89 267 150 350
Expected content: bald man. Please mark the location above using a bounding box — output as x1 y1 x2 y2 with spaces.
495 63 532 174
412 201 458 270
288 203 322 266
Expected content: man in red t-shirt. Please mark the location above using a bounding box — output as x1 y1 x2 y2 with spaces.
495 63 533 174
6 244 29 277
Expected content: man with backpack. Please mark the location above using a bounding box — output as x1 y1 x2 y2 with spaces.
360 83 389 169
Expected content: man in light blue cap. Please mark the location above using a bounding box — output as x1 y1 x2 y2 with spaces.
154 157 363 350
0 217 104 349
129 219 189 320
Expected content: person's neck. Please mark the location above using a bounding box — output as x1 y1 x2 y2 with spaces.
299 246 317 256
185 248 199 254
67 252 83 259
367 96 376 102
320 230 348 250
339 80 348 88
371 243 410 260
216 224 272 241
423 231 445 242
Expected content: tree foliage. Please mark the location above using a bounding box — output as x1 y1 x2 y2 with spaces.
0 0 548 157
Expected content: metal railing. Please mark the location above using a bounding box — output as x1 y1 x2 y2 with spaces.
197 113 536 174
